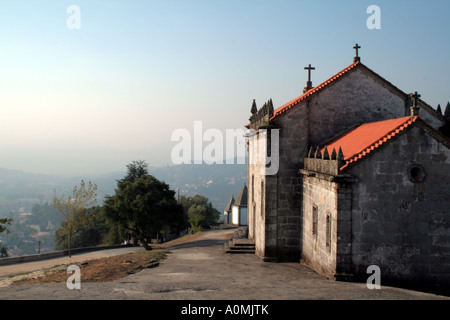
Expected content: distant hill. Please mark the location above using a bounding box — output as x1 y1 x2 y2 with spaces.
150 162 248 213
0 168 63 209
0 161 248 217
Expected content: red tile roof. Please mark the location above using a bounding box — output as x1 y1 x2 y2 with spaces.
321 116 418 170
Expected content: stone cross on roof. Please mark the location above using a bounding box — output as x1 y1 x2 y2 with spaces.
410 91 421 117
303 64 316 93
353 43 361 62
411 91 421 106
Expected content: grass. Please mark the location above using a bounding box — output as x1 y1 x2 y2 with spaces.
10 249 168 286
8 230 208 286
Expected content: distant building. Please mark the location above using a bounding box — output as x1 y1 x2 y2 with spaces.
223 195 234 224
230 184 248 226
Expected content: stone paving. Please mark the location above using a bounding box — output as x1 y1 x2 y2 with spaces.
0 228 448 300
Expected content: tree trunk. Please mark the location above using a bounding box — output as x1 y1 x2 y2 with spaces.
139 235 152 250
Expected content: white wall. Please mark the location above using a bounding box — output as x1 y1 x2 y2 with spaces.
232 206 239 225
231 206 248 226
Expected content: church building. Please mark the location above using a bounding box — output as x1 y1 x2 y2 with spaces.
246 45 450 292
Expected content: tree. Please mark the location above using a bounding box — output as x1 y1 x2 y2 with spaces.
103 161 184 250
179 195 220 232
51 180 98 257
0 218 12 235
55 206 108 250
123 160 150 182
0 246 8 258
188 205 206 232
0 218 12 257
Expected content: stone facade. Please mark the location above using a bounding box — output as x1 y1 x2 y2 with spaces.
299 120 450 293
348 124 450 291
246 57 449 267
248 128 274 260
300 152 354 279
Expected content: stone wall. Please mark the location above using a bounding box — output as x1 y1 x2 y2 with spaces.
247 130 269 260
308 67 408 146
0 244 126 266
300 153 355 279
301 173 338 278
272 104 308 261
348 125 450 291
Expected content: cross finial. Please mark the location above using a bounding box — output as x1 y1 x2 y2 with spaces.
410 91 421 118
411 91 421 107
353 43 361 62
303 64 316 93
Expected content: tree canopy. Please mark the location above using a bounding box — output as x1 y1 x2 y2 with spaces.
51 180 98 257
0 218 12 235
54 206 108 251
179 194 220 232
102 160 184 250
0 218 12 257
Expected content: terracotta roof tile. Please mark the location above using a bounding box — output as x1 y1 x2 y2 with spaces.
321 116 418 170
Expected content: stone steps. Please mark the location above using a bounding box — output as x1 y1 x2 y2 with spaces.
224 242 255 254
224 228 255 254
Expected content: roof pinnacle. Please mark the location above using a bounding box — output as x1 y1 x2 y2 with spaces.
251 99 257 114
353 43 361 63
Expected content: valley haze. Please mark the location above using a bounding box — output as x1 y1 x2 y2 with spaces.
0 159 248 217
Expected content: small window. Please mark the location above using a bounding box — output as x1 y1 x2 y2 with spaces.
312 205 318 239
326 214 331 250
408 164 426 183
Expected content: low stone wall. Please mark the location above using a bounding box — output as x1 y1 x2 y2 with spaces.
0 244 129 266
232 226 248 239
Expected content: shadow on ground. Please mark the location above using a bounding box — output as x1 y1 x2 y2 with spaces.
166 239 229 250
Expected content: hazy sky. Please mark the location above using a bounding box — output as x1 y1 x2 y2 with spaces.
1 0 449 176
